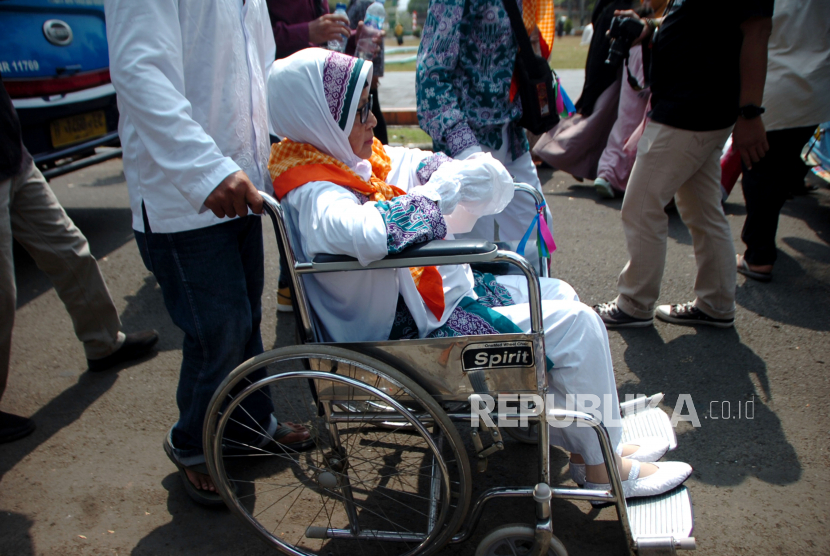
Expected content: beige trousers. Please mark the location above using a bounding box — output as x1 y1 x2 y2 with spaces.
616 121 736 320
1 157 123 402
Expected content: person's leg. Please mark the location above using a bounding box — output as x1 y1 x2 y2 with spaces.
0 175 15 404
741 125 817 268
493 296 622 464
596 46 650 194
8 159 124 359
615 122 720 319
134 216 272 466
674 127 735 319
370 87 388 145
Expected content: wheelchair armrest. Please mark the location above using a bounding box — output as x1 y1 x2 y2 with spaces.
305 240 498 273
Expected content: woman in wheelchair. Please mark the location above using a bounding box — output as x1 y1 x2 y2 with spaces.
265 49 691 499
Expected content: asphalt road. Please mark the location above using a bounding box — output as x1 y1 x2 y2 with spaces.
1 157 828 555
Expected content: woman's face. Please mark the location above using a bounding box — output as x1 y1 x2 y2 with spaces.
348 86 377 159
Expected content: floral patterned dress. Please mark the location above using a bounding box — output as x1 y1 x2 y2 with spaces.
416 0 529 161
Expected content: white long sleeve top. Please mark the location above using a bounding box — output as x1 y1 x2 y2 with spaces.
105 0 275 233
281 146 514 342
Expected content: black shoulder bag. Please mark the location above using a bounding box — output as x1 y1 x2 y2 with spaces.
501 0 560 134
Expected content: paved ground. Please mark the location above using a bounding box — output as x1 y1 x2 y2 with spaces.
381 70 585 109
1 157 828 555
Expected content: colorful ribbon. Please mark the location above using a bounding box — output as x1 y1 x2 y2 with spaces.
555 76 576 119
517 201 557 261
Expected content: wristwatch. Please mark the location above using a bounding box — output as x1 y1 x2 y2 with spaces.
738 104 765 119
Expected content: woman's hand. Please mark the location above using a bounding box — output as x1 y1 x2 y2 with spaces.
308 13 351 44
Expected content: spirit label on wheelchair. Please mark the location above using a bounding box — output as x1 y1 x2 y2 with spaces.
461 341 534 371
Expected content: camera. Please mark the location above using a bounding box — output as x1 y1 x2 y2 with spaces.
605 16 645 67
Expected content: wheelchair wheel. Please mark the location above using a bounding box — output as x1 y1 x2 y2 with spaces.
474 524 568 556
204 345 472 556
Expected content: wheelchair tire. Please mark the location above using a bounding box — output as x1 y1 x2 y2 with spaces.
204 344 472 556
474 524 568 556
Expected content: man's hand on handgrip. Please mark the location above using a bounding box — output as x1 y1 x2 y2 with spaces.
204 171 263 218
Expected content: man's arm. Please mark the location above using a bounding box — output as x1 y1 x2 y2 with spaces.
416 0 480 157
267 0 348 54
733 16 773 169
104 0 260 216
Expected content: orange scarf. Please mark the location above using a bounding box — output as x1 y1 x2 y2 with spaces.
510 0 556 102
268 138 446 321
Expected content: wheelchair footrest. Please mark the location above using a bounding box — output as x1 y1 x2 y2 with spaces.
619 393 677 451
628 486 695 554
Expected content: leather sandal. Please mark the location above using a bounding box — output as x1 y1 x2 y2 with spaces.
163 427 234 507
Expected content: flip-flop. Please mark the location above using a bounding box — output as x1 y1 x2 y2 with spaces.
737 255 772 282
163 427 233 507
270 422 315 452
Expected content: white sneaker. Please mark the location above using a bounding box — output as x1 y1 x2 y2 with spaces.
617 436 670 462
594 177 615 199
585 460 693 502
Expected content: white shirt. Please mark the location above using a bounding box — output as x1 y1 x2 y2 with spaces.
281 146 513 342
105 0 275 233
762 0 830 132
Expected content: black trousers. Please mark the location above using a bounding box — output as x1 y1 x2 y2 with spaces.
740 125 816 266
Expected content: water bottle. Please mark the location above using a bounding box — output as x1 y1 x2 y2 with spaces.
327 3 349 53
357 0 385 61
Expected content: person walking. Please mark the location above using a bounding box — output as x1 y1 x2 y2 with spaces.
737 0 830 282
593 0 773 329
0 79 159 444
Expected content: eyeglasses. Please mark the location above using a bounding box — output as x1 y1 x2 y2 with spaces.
357 94 374 125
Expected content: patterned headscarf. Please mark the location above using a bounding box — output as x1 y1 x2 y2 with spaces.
267 48 373 174
266 48 446 321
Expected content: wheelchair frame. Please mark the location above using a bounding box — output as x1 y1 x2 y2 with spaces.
203 189 695 556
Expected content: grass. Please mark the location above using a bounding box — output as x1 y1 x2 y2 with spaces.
387 126 432 147
384 34 588 72
548 35 589 71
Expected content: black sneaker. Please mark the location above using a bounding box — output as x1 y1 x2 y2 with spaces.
593 302 653 328
87 330 159 372
0 411 36 444
655 302 734 328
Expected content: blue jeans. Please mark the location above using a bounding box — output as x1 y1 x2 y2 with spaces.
135 213 272 464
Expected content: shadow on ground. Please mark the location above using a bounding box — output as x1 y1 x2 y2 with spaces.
0 512 34 556
0 274 177 481
736 249 830 332
617 326 800 488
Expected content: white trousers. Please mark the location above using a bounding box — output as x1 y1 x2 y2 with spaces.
494 275 622 465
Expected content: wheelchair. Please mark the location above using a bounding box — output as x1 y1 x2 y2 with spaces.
202 186 696 556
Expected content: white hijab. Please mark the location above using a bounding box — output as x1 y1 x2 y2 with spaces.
267 48 374 179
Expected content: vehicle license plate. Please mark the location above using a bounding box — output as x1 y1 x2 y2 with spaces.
50 110 107 148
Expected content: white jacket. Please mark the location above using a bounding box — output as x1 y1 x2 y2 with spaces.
105 0 275 233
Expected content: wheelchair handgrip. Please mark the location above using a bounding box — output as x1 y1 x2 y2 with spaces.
311 239 498 265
